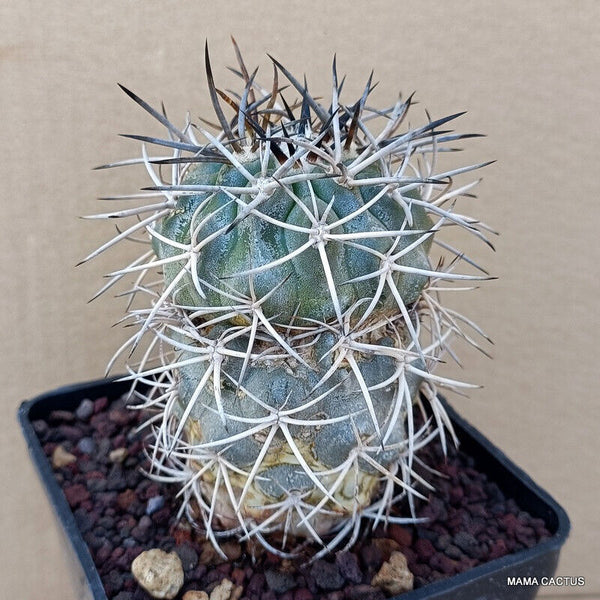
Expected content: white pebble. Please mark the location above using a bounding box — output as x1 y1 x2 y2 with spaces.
131 549 184 599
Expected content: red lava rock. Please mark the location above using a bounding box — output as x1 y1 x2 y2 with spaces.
504 537 518 553
64 483 90 508
398 546 417 568
443 543 464 561
438 462 458 479
410 562 432 578
388 524 412 547
465 483 486 502
433 533 451 551
359 544 383 572
94 396 109 413
499 512 519 535
310 560 344 591
131 515 153 543
110 546 125 562
530 517 547 535
294 588 314 600
230 567 246 586
172 525 193 546
175 543 199 572
488 538 508 560
186 566 207 587
447 509 472 533
112 433 127 448
221 540 243 562
414 538 436 561
246 572 266 596
453 531 482 559
124 546 143 564
335 551 363 584
120 583 135 596
515 526 536 548
371 537 400 560
345 584 386 600
109 408 133 426
198 541 221 566
96 543 112 564
90 413 118 438
117 514 136 537
430 552 459 576
467 503 488 519
142 482 161 500
58 424 84 442
116 489 137 511
150 505 171 526
264 550 281 566
49 409 75 423
485 525 499 538
43 442 58 456
128 440 143 455
449 485 464 505
202 567 224 589
266 568 297 593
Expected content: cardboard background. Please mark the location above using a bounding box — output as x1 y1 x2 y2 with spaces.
2 1 598 597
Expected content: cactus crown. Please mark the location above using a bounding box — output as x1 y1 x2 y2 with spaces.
87 41 494 560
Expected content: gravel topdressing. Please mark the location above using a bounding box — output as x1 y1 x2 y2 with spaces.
33 393 552 600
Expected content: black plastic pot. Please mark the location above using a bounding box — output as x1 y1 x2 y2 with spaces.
19 378 569 600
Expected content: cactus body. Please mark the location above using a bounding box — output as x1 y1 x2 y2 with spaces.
90 44 492 558
175 323 424 535
154 160 432 322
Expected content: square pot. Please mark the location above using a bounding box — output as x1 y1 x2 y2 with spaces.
19 378 570 600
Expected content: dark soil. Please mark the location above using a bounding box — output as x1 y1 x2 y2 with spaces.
34 393 552 600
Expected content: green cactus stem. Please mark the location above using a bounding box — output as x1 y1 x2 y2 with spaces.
87 41 494 559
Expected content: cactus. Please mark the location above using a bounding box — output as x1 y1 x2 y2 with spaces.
86 42 493 559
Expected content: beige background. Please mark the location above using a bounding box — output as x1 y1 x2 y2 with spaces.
2 1 599 598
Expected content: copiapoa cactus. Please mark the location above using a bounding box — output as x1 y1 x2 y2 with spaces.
85 41 494 560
